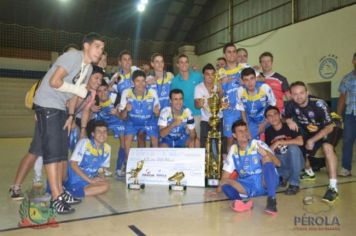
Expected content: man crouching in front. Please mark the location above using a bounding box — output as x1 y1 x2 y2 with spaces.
218 120 280 216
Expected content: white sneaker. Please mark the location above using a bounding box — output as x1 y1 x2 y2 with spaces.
32 178 43 188
338 168 352 177
116 170 125 179
104 168 112 177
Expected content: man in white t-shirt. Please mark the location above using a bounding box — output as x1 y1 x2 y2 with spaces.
194 63 223 148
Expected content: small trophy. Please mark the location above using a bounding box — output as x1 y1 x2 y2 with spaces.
168 172 187 191
127 160 145 190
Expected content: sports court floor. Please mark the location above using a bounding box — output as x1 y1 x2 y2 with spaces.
0 137 355 235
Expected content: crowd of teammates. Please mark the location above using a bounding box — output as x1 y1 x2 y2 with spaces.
8 34 351 216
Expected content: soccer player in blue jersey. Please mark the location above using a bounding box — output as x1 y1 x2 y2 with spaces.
219 120 280 215
64 121 110 198
110 50 146 172
237 67 276 140
159 89 199 148
119 70 160 160
146 53 174 110
218 43 245 149
95 80 126 177
111 50 135 95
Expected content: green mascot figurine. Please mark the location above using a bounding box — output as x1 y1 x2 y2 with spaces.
19 186 58 228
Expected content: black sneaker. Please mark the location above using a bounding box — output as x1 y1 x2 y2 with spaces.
279 177 288 187
51 197 75 214
264 196 277 216
9 185 24 201
61 191 82 205
285 185 300 195
322 187 339 203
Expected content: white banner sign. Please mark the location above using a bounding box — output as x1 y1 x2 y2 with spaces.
126 148 205 187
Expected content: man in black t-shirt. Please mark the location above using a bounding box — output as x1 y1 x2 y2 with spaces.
265 106 304 195
283 81 339 203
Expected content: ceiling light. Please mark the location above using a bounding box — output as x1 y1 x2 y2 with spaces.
137 3 145 12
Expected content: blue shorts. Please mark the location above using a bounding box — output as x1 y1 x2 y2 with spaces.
125 121 158 138
223 110 241 137
64 167 91 198
237 175 266 197
64 179 89 198
68 127 80 152
110 124 125 138
236 172 278 198
247 118 260 140
160 134 189 147
247 118 270 140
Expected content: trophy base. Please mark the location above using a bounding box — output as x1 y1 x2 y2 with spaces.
128 183 145 190
206 178 220 187
169 184 187 191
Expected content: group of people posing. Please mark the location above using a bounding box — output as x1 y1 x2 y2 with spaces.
9 32 355 216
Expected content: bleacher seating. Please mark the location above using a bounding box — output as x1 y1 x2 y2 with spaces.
0 78 37 137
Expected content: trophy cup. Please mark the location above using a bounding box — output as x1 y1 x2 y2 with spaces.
205 73 223 187
127 160 145 190
168 171 186 191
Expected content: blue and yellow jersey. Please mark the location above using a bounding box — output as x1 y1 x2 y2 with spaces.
158 106 195 139
223 140 272 178
119 88 160 125
147 71 174 110
113 69 133 94
219 64 244 114
69 138 111 181
95 92 124 129
237 83 276 123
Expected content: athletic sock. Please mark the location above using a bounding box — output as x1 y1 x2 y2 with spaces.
263 162 278 198
115 147 126 172
12 184 21 190
222 184 242 200
329 179 338 192
33 156 43 181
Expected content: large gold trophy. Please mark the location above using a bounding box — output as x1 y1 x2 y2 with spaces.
205 73 223 187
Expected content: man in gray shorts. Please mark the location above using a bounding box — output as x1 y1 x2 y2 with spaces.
30 33 105 214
